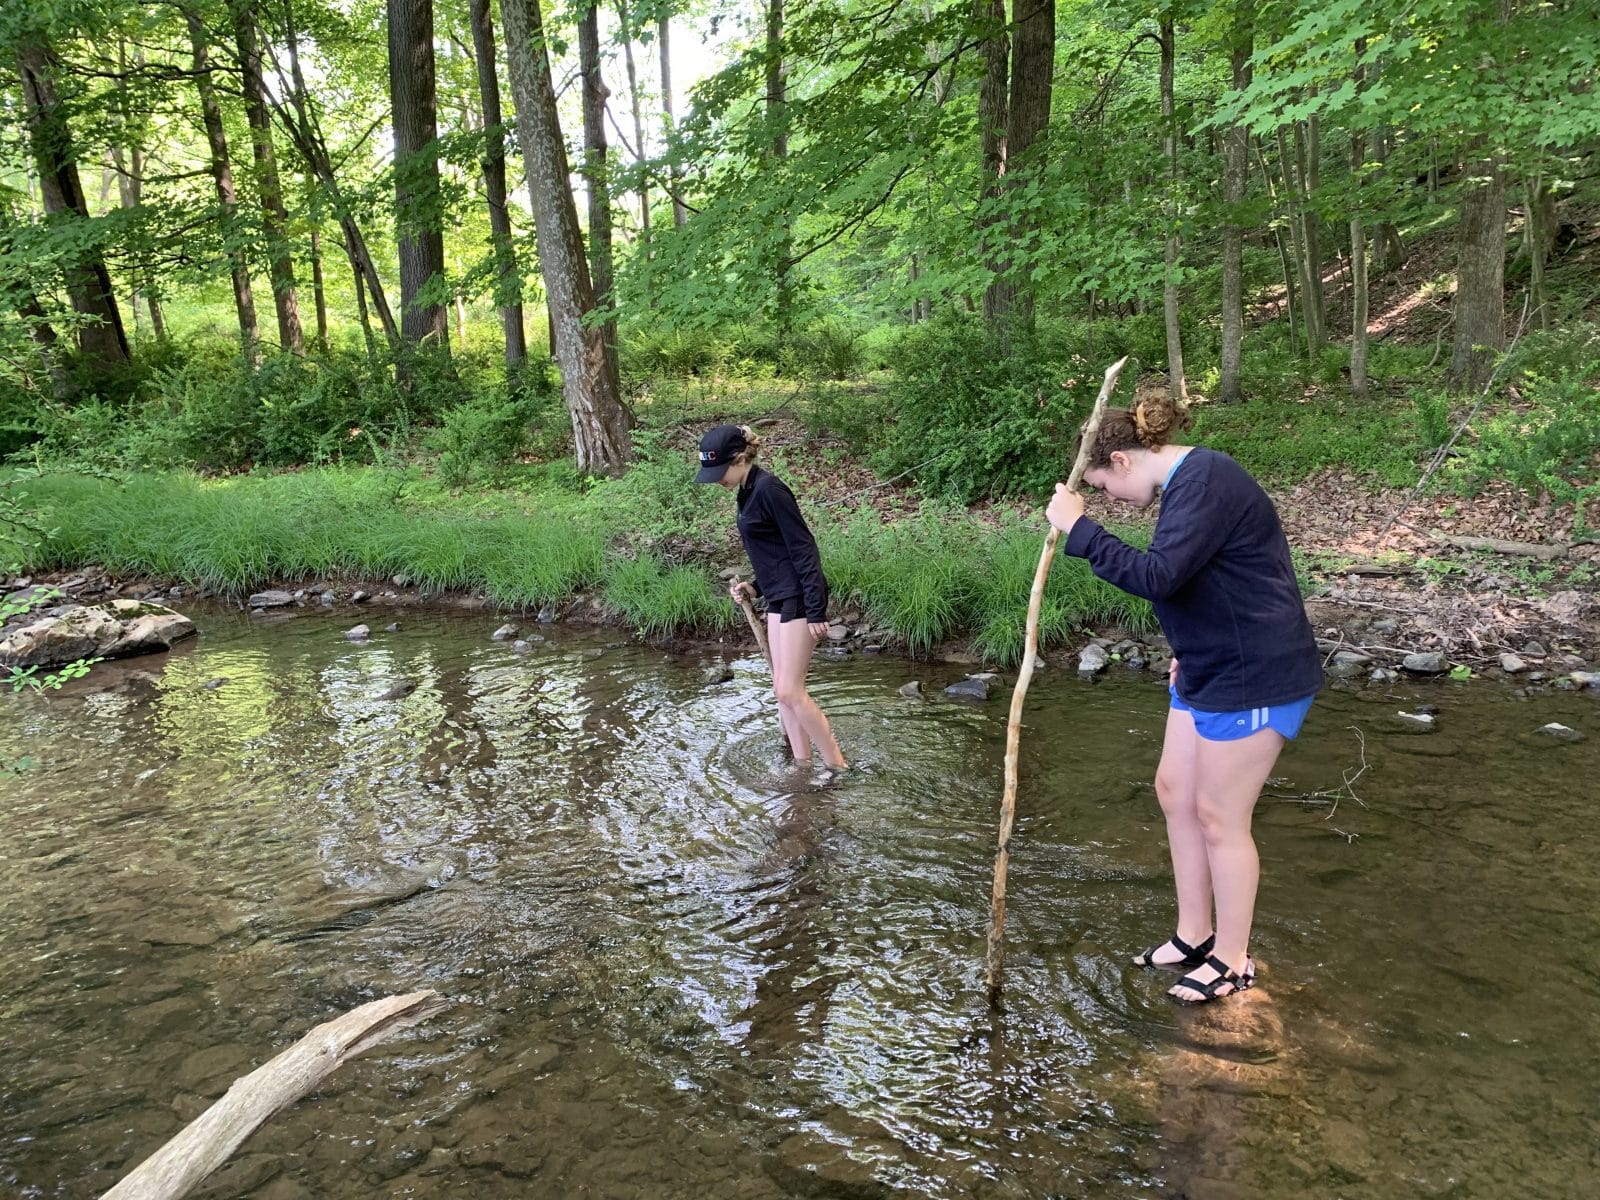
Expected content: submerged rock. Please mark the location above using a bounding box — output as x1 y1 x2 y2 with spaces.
374 678 417 701
344 624 370 641
702 666 735 686
898 680 923 699
1535 722 1584 743
945 676 991 702
492 623 519 641
0 599 196 668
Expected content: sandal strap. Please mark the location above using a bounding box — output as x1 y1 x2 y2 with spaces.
1172 954 1255 1002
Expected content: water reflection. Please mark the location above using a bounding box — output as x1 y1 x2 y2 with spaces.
1 607 1597 1198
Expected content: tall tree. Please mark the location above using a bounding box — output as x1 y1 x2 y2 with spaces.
468 0 528 364
388 0 450 349
500 0 633 472
1157 10 1186 400
1347 44 1368 399
230 0 305 354
974 0 1008 324
184 6 259 352
983 0 1053 332
1218 3 1251 404
579 0 618 374
615 0 652 270
658 12 687 228
14 39 130 373
1448 149 1505 392
765 0 792 323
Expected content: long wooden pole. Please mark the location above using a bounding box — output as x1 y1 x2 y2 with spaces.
733 575 804 755
985 356 1128 1008
733 576 773 670
102 991 446 1200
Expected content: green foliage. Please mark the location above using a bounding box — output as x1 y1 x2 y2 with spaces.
586 429 728 547
872 317 1100 503
1192 394 1424 487
603 554 732 635
8 656 99 694
428 361 565 487
1443 366 1600 532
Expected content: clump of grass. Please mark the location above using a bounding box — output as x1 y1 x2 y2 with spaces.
603 554 732 635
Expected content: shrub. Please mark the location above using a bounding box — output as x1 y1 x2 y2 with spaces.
872 316 1098 502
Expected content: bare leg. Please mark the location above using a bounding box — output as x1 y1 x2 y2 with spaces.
1170 727 1285 1000
1149 705 1214 962
768 614 847 770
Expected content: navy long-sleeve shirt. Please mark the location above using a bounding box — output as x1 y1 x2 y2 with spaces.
1062 447 1322 711
736 466 829 621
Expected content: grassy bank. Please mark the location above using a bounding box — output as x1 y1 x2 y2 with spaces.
4 465 1156 663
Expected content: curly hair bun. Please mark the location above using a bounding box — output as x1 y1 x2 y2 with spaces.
1131 386 1192 448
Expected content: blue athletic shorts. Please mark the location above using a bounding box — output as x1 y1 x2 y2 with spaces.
1169 686 1315 742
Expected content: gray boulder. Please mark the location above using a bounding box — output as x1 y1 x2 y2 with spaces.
491 623 519 641
1401 651 1448 675
248 589 296 608
945 676 991 702
1078 644 1110 675
898 680 923 699
0 599 196 668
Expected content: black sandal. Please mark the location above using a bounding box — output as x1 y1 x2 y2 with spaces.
1132 931 1215 970
1169 954 1256 1004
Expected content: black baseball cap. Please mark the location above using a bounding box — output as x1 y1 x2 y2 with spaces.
695 424 747 483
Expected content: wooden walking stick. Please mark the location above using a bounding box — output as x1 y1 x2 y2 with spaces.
985 356 1129 1008
732 575 800 754
732 575 773 670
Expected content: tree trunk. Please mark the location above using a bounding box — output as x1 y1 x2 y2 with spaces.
347 223 377 358
1218 9 1251 404
1448 153 1506 392
15 41 131 373
765 0 792 324
1253 136 1298 350
1277 123 1321 353
983 0 1052 332
388 0 450 350
1348 90 1368 397
501 0 633 473
579 1 620 375
467 0 528 365
974 0 1008 325
615 0 652 286
1295 115 1326 348
309 221 328 347
1520 176 1555 332
277 2 398 344
658 15 687 228
1158 14 1186 400
184 8 260 353
231 1 305 354
1368 115 1406 271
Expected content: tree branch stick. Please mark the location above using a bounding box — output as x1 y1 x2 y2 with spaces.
986 356 1128 1008
102 990 447 1200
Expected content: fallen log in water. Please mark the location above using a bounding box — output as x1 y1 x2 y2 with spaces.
101 990 447 1200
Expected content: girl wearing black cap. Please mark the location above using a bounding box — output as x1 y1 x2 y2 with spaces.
1044 390 1321 1004
696 424 848 772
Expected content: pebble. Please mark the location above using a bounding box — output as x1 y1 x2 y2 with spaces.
1535 722 1584 743
1499 653 1527 674
1401 651 1448 674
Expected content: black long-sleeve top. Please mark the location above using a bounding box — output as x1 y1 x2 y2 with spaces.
1062 447 1323 711
736 466 829 621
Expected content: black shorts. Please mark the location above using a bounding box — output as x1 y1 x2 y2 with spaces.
768 594 822 623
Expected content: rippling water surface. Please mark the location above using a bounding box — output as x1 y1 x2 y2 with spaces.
2 607 1597 1198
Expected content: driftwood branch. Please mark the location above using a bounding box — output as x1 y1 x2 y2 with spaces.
985 356 1128 1009
102 990 447 1200
1431 533 1568 560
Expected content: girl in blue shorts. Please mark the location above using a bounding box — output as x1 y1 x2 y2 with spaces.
1045 389 1322 1003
